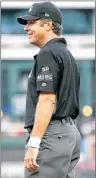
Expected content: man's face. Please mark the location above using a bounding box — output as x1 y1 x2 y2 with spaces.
24 20 47 47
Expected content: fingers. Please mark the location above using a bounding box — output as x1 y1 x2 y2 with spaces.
27 160 35 172
24 158 40 172
32 159 40 169
24 147 40 172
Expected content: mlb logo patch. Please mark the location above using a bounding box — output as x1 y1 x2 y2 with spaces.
45 13 49 17
29 6 33 12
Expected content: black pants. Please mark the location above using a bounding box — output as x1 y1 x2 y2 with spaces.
24 117 81 178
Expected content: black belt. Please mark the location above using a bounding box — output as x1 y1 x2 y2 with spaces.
51 115 70 121
27 116 73 134
51 116 74 124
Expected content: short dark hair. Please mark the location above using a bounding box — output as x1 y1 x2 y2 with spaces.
39 19 63 36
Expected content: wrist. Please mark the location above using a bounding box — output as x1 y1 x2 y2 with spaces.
28 136 41 149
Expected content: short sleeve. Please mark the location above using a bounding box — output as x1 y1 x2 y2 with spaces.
36 50 59 93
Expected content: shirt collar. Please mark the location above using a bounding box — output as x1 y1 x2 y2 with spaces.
33 38 67 60
34 54 38 60
43 37 67 48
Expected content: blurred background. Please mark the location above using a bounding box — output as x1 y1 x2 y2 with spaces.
1 1 95 178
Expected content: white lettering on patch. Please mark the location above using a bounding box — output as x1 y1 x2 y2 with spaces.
45 74 53 81
37 74 44 81
42 66 49 72
37 73 53 82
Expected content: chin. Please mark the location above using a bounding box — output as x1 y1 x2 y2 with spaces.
29 40 38 46
29 38 36 44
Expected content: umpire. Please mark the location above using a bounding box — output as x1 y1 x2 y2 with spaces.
17 2 81 178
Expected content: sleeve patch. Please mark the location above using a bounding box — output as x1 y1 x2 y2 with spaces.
37 74 53 82
37 66 53 82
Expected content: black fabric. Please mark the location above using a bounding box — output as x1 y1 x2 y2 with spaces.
17 15 41 25
24 38 80 128
17 2 62 25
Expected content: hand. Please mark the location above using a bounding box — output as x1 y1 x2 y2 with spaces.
24 147 40 172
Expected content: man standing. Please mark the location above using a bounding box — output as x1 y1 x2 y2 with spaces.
17 2 81 178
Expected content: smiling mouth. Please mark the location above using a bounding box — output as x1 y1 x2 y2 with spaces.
28 33 34 38
28 35 32 37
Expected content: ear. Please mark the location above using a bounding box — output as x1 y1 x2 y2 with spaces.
45 21 53 31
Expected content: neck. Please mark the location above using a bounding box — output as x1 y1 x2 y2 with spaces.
38 33 59 48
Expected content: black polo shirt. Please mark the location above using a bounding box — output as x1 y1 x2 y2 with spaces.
24 38 80 129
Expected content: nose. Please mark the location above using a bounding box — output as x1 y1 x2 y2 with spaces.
24 23 29 32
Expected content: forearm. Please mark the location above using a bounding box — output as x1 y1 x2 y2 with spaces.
31 94 56 139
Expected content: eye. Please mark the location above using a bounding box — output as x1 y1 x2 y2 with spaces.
28 21 36 25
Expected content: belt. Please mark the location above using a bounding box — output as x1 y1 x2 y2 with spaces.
51 116 74 124
51 115 70 121
27 116 74 134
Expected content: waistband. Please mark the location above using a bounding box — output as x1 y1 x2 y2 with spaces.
27 116 75 134
51 116 70 121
